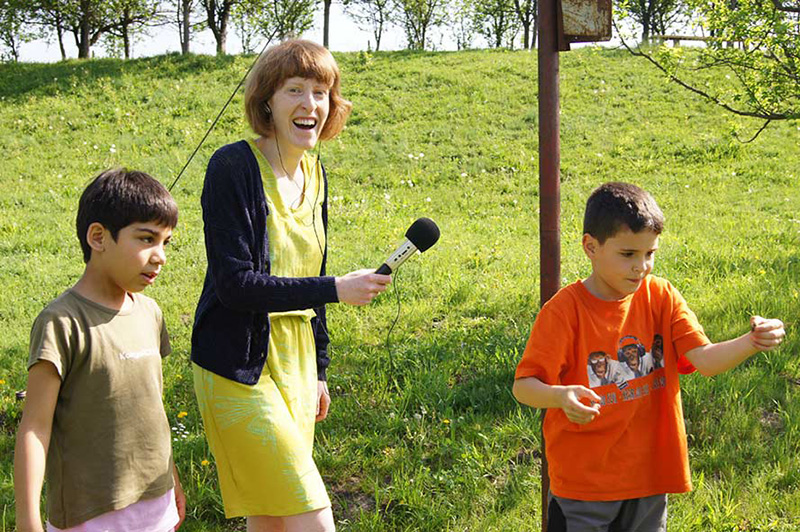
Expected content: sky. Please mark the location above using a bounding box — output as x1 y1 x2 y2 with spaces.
17 4 458 62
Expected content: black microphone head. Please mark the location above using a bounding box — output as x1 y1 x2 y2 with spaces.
405 217 440 252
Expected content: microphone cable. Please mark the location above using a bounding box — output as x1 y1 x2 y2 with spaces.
385 268 402 383
168 31 277 193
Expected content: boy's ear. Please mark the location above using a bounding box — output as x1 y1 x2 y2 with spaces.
86 222 107 253
582 234 598 258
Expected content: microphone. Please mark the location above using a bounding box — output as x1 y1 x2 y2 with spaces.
376 217 440 275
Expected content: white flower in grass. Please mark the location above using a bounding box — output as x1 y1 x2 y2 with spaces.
425 197 431 202
461 172 467 177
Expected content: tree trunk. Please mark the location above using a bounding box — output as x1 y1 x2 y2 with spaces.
374 24 382 51
531 16 538 48
57 21 66 60
323 0 331 47
181 0 191 54
78 18 91 58
123 26 131 58
522 21 530 49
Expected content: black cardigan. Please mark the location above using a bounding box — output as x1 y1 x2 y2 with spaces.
191 140 339 384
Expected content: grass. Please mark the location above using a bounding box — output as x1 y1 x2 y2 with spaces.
0 47 799 531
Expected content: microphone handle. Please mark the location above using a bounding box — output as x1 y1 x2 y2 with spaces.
375 263 392 275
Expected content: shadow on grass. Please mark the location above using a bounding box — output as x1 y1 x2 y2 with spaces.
0 53 239 101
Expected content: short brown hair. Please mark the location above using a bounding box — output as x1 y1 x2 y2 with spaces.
77 168 178 263
245 39 352 141
583 182 664 243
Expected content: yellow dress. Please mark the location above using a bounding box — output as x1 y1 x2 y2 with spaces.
193 141 330 518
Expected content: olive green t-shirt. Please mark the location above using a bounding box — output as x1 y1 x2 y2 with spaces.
28 289 174 529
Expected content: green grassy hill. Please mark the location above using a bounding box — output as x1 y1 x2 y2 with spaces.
1 48 799 531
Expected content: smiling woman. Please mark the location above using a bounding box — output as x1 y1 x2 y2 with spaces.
189 39 392 532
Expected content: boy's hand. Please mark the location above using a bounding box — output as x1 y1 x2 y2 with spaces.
558 385 602 424
750 315 785 351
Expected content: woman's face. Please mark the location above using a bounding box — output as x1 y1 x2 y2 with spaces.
268 76 330 154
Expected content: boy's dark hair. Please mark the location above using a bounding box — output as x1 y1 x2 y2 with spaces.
583 182 664 243
76 168 178 263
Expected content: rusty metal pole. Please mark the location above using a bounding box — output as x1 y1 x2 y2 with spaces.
538 0 560 525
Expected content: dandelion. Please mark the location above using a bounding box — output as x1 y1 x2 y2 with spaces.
0 379 5 385
201 459 210 466
442 418 450 425
177 411 188 418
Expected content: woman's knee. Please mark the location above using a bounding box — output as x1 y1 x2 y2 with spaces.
247 515 285 532
283 507 335 532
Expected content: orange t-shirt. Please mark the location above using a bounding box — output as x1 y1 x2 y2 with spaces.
515 275 710 501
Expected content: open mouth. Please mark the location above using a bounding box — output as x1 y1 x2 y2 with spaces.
293 118 317 130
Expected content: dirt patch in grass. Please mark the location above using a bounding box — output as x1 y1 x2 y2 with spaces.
330 476 376 523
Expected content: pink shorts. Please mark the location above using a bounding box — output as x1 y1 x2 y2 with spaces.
47 488 179 532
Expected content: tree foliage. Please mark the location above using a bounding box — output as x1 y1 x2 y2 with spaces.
0 0 35 62
232 0 315 54
474 0 518 48
395 0 448 49
623 0 800 126
343 0 395 51
104 0 159 58
619 0 687 41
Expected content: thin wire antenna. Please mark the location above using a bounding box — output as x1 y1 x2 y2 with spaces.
168 32 278 192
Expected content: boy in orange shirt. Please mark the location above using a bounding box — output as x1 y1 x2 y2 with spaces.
513 182 785 531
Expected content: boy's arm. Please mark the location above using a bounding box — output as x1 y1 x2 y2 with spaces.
684 316 785 377
172 464 185 530
513 376 602 425
14 361 61 532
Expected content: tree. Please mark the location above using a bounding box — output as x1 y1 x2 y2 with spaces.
450 0 477 49
66 0 118 59
104 0 159 58
619 0 687 42
343 0 394 50
169 0 199 54
622 0 800 131
0 0 35 61
232 0 315 53
395 0 448 49
31 0 70 60
322 0 331 47
200 0 242 54
512 0 536 49
474 0 518 47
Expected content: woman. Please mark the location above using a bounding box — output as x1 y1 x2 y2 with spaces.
191 39 390 532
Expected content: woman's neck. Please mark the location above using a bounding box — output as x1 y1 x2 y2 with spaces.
256 136 304 179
